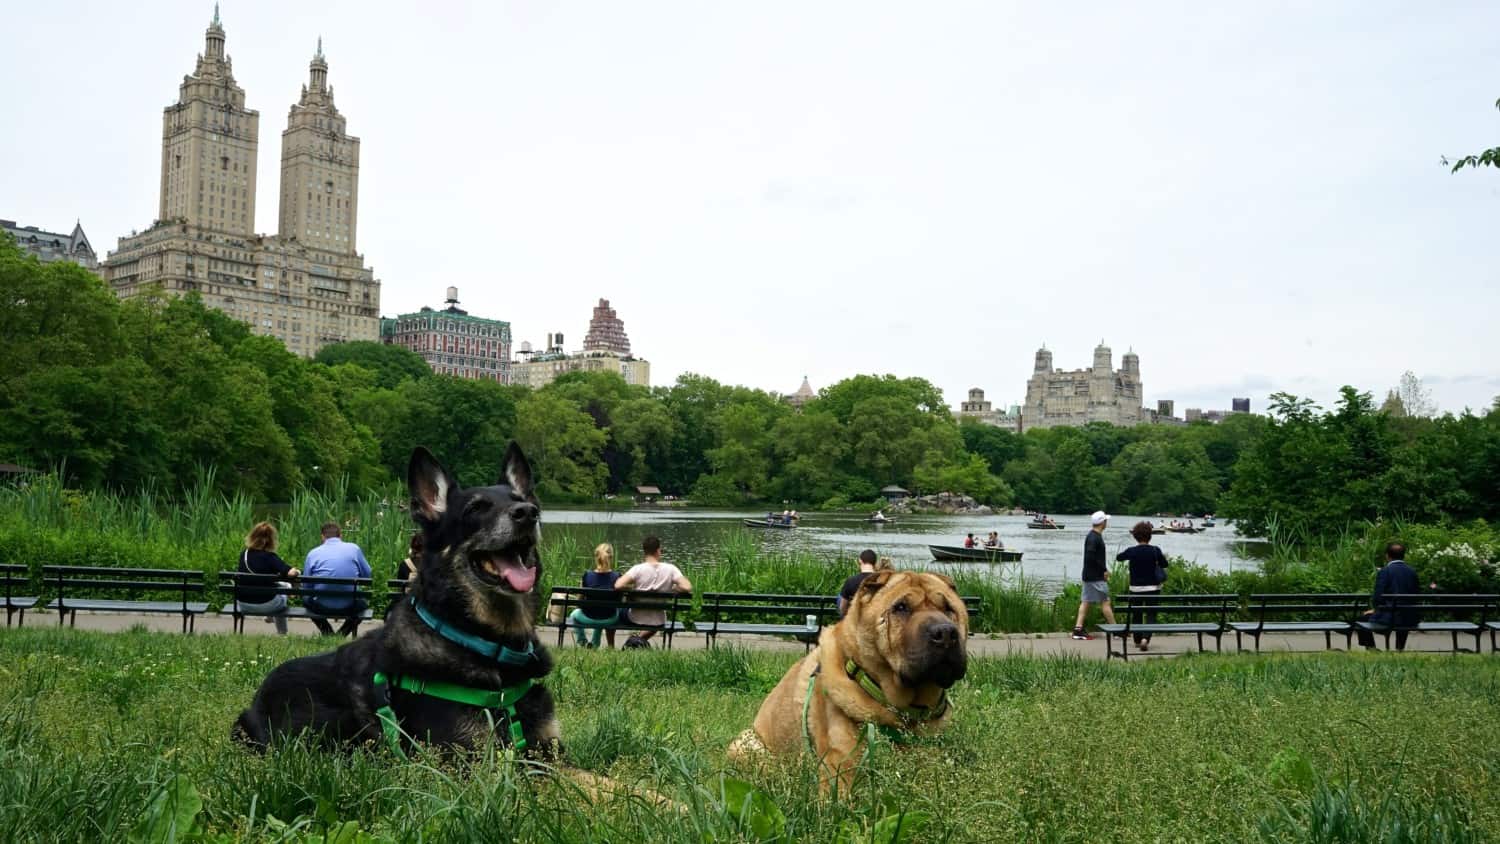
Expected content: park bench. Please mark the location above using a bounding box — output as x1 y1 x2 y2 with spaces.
44 566 208 633
1228 593 1368 652
544 586 690 649
698 592 838 649
1354 593 1497 653
217 572 374 635
2 563 38 627
696 592 986 649
1098 593 1236 661
385 577 411 612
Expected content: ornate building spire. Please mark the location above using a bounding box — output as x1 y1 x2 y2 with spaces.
309 38 328 93
205 3 226 60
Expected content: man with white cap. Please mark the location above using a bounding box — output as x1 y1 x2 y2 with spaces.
1071 510 1116 640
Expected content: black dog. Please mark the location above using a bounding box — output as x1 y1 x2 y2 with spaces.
234 443 559 757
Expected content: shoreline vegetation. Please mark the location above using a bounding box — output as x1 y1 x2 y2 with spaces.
0 629 1495 842
3 473 1496 634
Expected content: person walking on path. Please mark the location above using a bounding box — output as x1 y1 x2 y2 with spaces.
1071 511 1117 640
302 521 372 636
614 535 692 649
1117 521 1169 650
571 543 624 648
233 522 299 635
1356 542 1421 651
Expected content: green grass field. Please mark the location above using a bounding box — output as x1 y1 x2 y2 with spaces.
0 628 1496 843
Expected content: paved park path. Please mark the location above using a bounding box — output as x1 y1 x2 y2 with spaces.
9 609 1469 659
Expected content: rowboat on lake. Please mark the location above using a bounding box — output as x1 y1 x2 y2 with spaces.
1026 522 1065 530
743 518 796 530
929 544 1024 563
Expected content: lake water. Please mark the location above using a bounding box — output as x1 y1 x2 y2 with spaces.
542 509 1266 595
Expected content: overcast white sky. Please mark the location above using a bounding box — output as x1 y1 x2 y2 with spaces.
4 1 1498 414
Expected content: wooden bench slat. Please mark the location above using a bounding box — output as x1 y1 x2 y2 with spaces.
49 599 209 613
44 566 204 579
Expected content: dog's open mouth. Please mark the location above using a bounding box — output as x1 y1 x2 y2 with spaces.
471 550 537 593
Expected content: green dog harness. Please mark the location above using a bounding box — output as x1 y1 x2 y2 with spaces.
373 670 534 757
801 658 950 754
372 598 543 757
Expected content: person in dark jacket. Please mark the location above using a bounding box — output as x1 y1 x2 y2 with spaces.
571 543 624 648
234 522 299 635
1117 521 1170 649
394 532 423 589
1357 542 1422 651
1071 511 1117 640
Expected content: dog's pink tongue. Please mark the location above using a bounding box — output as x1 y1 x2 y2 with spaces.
499 559 537 592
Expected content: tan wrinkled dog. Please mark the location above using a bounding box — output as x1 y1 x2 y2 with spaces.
729 570 969 794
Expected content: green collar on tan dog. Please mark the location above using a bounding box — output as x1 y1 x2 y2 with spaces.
843 658 949 730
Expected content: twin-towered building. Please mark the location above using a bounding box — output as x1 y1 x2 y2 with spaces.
962 342 1144 431
101 8 380 356
1023 342 1145 428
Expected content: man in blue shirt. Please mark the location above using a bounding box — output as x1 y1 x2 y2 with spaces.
302 521 372 636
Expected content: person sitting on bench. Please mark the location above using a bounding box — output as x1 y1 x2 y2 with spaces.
1356 542 1420 651
302 521 371 636
614 535 691 649
235 521 299 635
571 543 623 649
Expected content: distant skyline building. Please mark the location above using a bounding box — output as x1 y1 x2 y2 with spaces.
380 287 510 382
788 376 817 409
100 8 381 357
582 298 632 356
510 347 649 389
1022 342 1144 429
958 387 1021 432
2 219 96 269
1232 397 1251 413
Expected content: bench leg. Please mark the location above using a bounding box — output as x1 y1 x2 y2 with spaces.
68 610 77 628
1196 632 1204 653
557 624 566 649
1323 630 1331 650
1254 632 1262 654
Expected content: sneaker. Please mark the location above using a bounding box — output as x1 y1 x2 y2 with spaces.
1070 628 1093 641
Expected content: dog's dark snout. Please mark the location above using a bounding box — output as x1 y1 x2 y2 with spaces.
928 622 959 648
511 502 540 524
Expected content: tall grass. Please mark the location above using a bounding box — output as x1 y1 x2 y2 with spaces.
5 473 1495 633
0 630 1496 842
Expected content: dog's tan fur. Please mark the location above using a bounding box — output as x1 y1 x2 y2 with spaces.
729 570 968 794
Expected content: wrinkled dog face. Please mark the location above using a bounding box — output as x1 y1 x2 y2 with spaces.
853 571 969 689
408 443 542 624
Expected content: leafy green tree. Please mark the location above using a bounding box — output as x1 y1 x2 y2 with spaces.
314 340 431 390
384 377 520 487
960 421 1025 475
610 397 680 489
1443 98 1500 172
513 390 608 500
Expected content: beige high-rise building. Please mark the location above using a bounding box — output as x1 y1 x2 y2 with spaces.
102 8 380 357
278 38 359 252
158 6 259 236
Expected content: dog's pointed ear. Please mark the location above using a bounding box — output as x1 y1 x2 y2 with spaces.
500 442 535 499
408 447 456 525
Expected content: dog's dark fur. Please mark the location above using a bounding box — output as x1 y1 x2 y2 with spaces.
233 443 560 757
